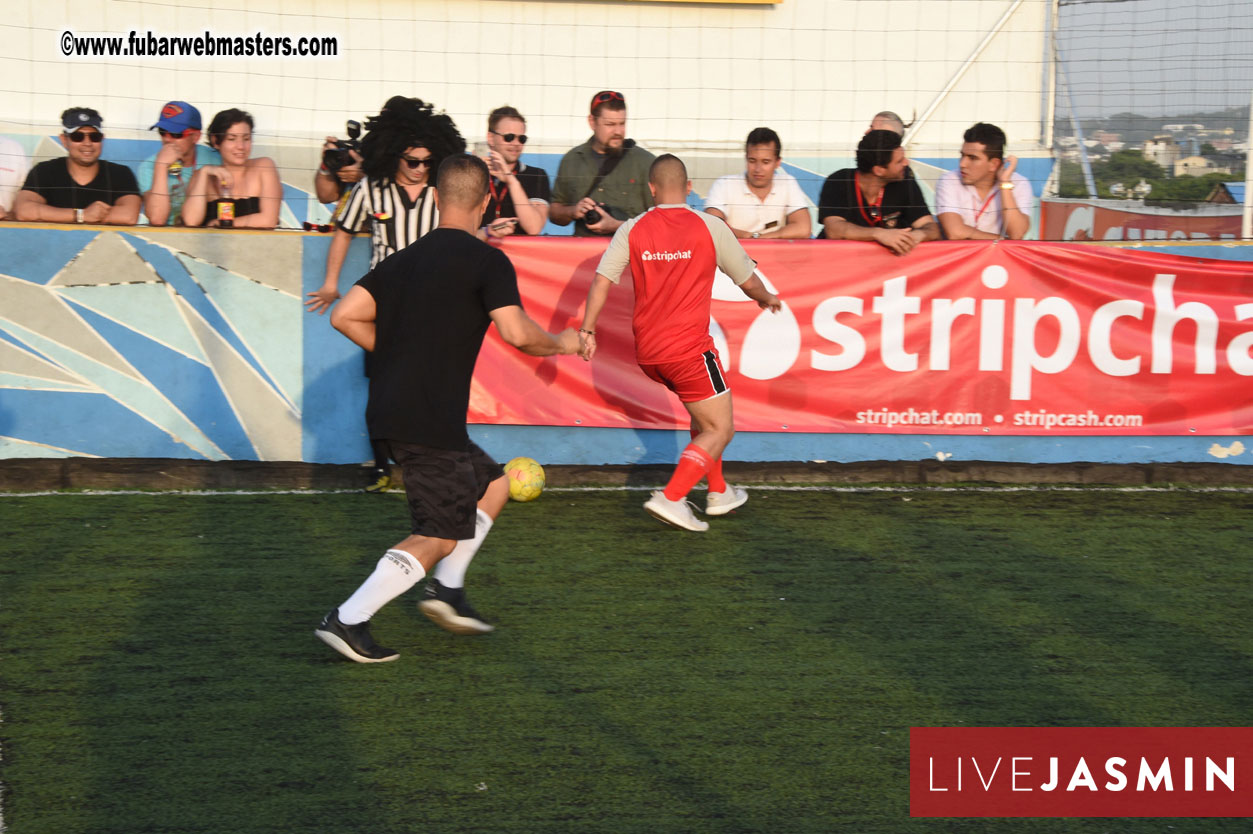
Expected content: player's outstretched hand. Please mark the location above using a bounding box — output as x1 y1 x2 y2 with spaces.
305 288 341 315
556 327 581 356
758 293 782 313
578 330 597 361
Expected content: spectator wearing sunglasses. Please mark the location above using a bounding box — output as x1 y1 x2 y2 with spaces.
479 106 550 237
13 107 140 225
816 129 938 255
137 101 222 226
181 108 281 229
550 90 655 236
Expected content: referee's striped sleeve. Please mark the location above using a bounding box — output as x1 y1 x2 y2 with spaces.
334 180 370 233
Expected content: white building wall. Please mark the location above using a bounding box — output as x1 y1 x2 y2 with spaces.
1 0 1050 160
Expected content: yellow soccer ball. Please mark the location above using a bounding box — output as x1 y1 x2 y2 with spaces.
505 456 545 502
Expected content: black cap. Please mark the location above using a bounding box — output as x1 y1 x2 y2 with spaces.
62 107 103 132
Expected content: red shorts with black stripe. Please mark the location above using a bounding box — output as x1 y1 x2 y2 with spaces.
639 349 730 403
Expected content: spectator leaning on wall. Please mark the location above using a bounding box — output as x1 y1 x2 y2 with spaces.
13 107 140 226
138 101 222 226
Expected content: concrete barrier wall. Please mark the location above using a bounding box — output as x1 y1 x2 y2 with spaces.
1 225 1250 468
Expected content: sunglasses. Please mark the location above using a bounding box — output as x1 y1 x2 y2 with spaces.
401 156 433 169
591 91 624 109
158 128 187 139
66 131 104 143
303 221 332 233
489 130 528 144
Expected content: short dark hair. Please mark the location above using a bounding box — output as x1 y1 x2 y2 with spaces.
206 108 254 148
745 127 781 156
436 154 490 209
856 129 902 173
648 153 687 188
963 122 1006 160
488 106 525 133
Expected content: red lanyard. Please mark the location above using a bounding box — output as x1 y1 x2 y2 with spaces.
973 189 998 226
854 172 886 226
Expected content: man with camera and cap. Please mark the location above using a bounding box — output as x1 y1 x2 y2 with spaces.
138 101 222 226
550 91 655 236
14 107 140 225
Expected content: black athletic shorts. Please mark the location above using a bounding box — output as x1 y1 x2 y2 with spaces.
386 440 501 540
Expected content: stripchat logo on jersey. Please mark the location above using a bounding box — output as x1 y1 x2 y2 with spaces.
640 249 692 262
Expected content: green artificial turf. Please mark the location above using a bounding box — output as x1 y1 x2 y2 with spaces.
1 489 1250 833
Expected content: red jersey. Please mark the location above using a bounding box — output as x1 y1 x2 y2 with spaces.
595 204 756 365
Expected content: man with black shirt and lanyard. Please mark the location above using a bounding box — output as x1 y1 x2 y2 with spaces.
479 106 551 238
315 155 580 663
817 129 938 256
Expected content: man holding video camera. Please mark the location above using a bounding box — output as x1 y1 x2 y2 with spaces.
314 121 364 205
550 90 655 236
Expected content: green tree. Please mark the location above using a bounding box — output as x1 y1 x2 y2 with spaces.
1200 143 1217 156
1097 149 1165 183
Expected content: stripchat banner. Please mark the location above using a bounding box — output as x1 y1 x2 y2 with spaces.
470 239 1253 436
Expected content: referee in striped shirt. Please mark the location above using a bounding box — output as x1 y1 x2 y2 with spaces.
306 96 466 492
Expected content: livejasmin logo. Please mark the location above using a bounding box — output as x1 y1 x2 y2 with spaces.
910 727 1253 818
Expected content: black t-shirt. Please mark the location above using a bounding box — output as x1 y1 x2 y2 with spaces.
21 159 140 209
816 168 931 237
483 164 552 234
357 227 523 450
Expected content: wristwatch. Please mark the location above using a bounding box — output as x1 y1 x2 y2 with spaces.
751 231 760 239
75 208 84 224
999 181 1015 190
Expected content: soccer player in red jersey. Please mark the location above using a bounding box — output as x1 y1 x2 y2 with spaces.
579 154 781 531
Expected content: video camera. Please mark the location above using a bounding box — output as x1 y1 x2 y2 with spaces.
323 120 362 173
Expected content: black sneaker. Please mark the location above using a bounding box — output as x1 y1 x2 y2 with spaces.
314 608 399 663
419 579 495 635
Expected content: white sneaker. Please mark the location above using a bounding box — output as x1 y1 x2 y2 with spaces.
705 485 748 516
643 490 709 531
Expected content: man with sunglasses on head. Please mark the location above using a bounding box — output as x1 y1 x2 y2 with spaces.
479 106 551 238
550 91 655 236
14 107 140 225
137 101 221 226
816 129 938 256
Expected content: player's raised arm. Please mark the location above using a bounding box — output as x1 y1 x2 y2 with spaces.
490 305 579 357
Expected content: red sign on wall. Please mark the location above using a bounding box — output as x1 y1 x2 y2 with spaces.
471 239 1253 436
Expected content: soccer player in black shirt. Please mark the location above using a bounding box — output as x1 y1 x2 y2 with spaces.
315 155 580 663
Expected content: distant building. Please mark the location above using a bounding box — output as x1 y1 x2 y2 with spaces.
1206 182 1247 204
1174 156 1216 177
1094 130 1121 145
1143 135 1181 170
1162 123 1204 132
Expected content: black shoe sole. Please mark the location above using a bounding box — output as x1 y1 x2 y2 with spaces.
314 627 399 663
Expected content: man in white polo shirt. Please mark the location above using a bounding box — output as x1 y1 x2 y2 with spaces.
935 122 1033 240
704 127 811 239
0 136 29 220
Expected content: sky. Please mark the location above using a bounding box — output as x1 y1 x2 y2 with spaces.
1058 0 1253 117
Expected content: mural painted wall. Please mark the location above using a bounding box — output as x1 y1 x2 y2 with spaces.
1 227 1250 467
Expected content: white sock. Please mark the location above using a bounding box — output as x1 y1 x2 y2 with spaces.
432 508 493 589
339 549 425 625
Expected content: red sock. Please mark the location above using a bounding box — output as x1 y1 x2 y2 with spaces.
691 428 727 492
664 443 712 501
